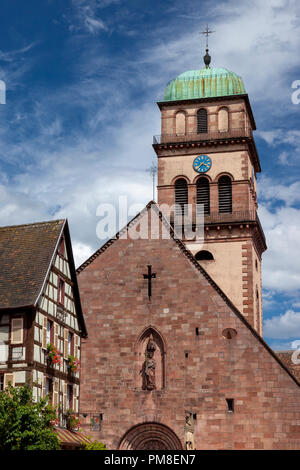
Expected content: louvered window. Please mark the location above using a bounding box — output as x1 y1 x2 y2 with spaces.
197 108 208 134
218 176 232 214
196 178 210 215
174 178 188 215
218 176 232 213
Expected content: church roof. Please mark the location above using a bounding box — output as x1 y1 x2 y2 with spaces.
163 67 246 102
77 201 300 388
0 219 65 310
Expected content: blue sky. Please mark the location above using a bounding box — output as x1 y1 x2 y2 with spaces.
0 0 299 350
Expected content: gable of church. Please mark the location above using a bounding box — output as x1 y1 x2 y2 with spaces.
77 203 300 450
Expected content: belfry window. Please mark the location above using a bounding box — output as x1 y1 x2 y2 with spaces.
197 108 208 134
218 175 232 213
196 177 210 215
174 178 188 215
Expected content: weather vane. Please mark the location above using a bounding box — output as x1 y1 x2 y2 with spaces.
200 24 215 68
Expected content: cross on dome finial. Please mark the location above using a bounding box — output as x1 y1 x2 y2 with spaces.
200 24 215 68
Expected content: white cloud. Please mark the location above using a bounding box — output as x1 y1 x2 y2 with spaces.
264 310 300 339
258 177 300 206
72 241 94 267
259 204 300 292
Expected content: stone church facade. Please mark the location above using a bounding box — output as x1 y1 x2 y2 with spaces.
77 57 300 449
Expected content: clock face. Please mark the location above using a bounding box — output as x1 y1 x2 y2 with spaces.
193 155 212 173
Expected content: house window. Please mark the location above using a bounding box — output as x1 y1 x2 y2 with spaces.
196 177 210 215
197 108 208 134
58 279 65 306
67 384 73 410
0 375 3 391
174 178 188 215
59 237 65 257
46 320 53 345
45 378 53 400
68 332 73 356
218 175 232 213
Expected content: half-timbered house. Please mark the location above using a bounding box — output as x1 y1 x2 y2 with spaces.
0 219 87 431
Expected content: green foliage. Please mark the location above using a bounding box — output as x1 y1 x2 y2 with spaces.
80 439 107 450
0 383 60 450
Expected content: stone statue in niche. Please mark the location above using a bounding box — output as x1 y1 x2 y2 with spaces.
141 334 156 390
184 413 195 450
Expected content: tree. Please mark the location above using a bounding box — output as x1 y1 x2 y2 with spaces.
0 383 60 450
80 439 107 450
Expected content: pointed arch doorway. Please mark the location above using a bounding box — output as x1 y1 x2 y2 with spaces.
118 422 183 450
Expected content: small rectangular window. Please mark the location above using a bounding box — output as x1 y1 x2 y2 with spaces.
59 237 65 257
45 378 53 400
46 320 53 345
0 374 3 391
226 398 234 412
11 318 24 344
68 332 73 356
67 384 73 410
58 279 65 306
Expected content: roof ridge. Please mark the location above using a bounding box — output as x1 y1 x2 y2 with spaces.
0 218 65 231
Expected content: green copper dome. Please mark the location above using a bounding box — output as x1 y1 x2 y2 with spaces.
163 67 246 102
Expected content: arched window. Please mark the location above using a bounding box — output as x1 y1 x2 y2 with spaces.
218 107 229 132
218 175 232 213
195 250 214 261
197 108 208 134
174 178 188 215
196 177 210 215
175 111 186 135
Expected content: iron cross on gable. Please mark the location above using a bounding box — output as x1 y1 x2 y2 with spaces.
143 265 156 300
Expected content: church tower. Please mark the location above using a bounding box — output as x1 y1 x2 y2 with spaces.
153 46 267 335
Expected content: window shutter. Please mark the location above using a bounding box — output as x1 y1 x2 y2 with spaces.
11 318 23 344
72 389 77 412
54 323 59 348
42 316 47 349
4 373 15 388
63 329 69 359
63 382 67 411
74 334 79 360
53 380 59 407
42 375 47 398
